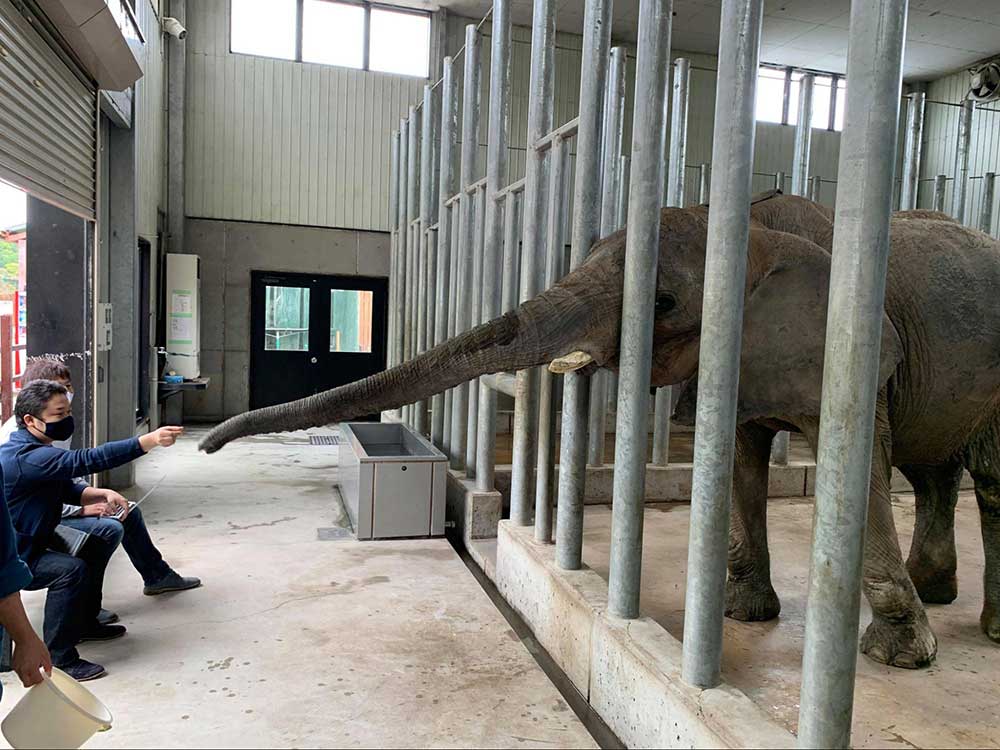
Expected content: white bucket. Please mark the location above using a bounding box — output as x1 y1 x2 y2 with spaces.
2 668 113 749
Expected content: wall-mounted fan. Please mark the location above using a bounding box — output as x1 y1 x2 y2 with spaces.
969 62 1000 103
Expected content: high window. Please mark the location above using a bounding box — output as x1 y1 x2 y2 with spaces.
231 0 431 78
755 65 845 131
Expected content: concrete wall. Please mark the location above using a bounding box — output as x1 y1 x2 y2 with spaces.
182 218 390 420
918 68 1000 235
136 0 166 242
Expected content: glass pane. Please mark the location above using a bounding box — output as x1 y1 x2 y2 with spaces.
755 67 786 124
303 1 364 68
835 81 847 131
231 0 297 60
330 289 373 353
265 286 310 351
787 73 834 130
369 9 430 77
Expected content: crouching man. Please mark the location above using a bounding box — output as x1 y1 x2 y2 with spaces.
1 380 186 681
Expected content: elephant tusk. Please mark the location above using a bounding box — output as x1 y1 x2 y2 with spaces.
548 351 595 373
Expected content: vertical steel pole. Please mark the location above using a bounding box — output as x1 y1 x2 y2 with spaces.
451 24 482 470
535 137 568 542
933 174 947 212
605 0 674 604
980 172 996 235
791 73 814 196
509 0 556 526
388 131 400 371
651 55 690 468
797 2 908 746
405 108 421 424
605 155 630 448
774 170 786 192
588 46 627 468
475 0 512 490
809 174 822 202
698 162 711 203
553 0 614 563
501 192 521 314
443 205 461 455
466 185 487 474
952 99 975 224
899 90 925 210
432 58 458 448
679 0 763 684
396 119 409 371
416 87 437 435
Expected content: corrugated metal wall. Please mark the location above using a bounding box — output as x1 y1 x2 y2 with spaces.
136 0 165 241
920 69 1000 236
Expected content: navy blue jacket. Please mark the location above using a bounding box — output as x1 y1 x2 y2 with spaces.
0 464 31 599
1 430 146 564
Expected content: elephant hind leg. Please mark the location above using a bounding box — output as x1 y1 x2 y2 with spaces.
962 417 1000 643
725 422 780 622
901 461 963 604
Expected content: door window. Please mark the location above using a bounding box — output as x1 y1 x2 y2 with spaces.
329 289 373 353
264 285 310 351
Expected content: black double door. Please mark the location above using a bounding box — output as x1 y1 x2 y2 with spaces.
249 271 388 413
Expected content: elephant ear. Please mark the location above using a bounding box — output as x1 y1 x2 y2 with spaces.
735 236 903 423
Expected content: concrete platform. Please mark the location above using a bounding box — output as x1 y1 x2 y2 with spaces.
0 428 597 749
579 497 999 748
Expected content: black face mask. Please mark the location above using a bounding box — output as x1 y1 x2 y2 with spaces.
37 415 75 442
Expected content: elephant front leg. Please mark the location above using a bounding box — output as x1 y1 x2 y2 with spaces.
860 401 937 668
725 423 780 622
900 462 963 604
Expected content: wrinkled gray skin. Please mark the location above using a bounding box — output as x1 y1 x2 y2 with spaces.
200 192 1000 669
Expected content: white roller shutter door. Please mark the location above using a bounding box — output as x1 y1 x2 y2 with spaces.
0 0 97 220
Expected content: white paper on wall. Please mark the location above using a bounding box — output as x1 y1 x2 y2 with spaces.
170 316 194 341
171 292 193 314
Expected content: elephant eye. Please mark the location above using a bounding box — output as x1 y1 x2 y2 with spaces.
656 293 677 314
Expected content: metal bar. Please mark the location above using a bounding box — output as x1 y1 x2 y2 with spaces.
388 131 400 370
405 108 421 424
980 172 996 234
605 0 674 595
952 99 975 224
443 203 461 456
933 173 947 212
588 46 627 469
791 73 814 196
899 90 925 210
651 55 691 468
553 0 614 566
465 176 489 194
509 0 556 526
698 162 711 203
809 174 822 202
798 1 908 745
476 0 513 492
445 192 462 207
501 192 521 314
534 116 581 152
618 155 630 225
415 85 437 435
450 24 482 470
497 177 527 200
432 57 458 448
535 136 568 542
679 0 763 684
396 119 409 373
774 170 786 192
482 372 516 397
465 185 487 475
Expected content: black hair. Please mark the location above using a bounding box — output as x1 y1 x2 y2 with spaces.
23 358 72 385
15 380 69 428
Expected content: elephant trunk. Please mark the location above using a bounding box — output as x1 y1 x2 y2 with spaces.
198 278 607 453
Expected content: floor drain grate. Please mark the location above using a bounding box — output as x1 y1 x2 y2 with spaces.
310 435 340 446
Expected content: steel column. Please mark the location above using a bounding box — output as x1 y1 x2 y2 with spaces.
588 46 627 469
509 0 556 526
450 24 482 469
952 99 975 224
475 0 513 491
791 74 814 197
501 192 521 314
396 119 409 371
698 162 711 203
652 55 691 468
416 86 437 435
466 185 487 474
606 0 674 607
980 172 996 235
797 1 908 745
535 137 568 542
774 170 786 192
899 90 925 210
432 58 458 447
405 109 421 424
809 174 822 202
388 131 400 370
552 0 614 565
933 174 947 212
443 204 461 456
679 0 763 685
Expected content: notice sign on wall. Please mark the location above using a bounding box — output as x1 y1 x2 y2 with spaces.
169 289 194 345
171 291 193 314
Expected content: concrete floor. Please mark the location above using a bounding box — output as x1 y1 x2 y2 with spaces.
581 497 1000 749
0 428 596 749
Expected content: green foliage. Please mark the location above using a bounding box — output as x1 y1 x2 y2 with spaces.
0 240 17 268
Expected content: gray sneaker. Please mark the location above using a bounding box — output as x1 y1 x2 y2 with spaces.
143 571 202 596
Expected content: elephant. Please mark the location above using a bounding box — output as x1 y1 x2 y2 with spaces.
199 191 1000 669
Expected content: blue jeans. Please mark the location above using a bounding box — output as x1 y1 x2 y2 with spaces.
26 550 94 666
61 506 171 588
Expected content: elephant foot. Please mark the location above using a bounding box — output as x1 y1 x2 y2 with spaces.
907 561 958 605
861 614 937 669
981 603 1000 643
724 577 780 622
